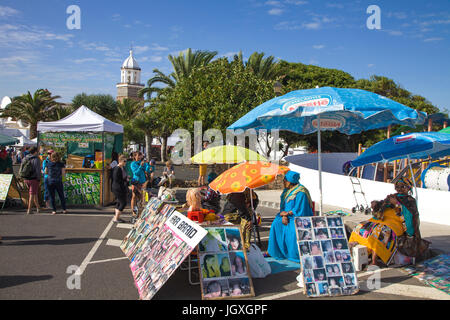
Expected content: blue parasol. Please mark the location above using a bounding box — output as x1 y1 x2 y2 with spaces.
228 87 427 215
350 132 450 167
350 132 450 204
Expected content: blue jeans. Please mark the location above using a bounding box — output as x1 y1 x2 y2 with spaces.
43 177 49 201
48 180 66 212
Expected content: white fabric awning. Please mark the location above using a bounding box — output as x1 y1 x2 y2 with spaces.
37 105 124 133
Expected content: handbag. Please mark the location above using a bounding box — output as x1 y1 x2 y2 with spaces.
398 234 430 259
247 244 271 278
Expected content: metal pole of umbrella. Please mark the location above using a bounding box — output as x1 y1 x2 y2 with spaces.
250 190 261 247
407 155 419 205
317 114 323 216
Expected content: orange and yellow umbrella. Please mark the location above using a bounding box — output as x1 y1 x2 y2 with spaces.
209 161 290 194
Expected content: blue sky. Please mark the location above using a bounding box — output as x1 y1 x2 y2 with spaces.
0 0 449 112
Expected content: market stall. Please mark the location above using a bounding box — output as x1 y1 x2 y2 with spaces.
37 105 123 206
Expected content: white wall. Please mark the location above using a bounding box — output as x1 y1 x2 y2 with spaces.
289 163 450 226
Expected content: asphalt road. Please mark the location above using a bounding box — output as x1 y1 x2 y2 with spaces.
0 204 448 300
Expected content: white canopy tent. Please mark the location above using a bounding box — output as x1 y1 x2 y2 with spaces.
37 105 123 207
37 105 123 133
16 136 37 147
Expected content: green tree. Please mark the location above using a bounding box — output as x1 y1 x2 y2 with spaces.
0 89 62 139
138 49 219 158
163 58 275 138
71 93 118 120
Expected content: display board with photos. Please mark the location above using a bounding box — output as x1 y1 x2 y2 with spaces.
295 216 359 297
198 226 255 300
121 197 207 300
0 174 13 202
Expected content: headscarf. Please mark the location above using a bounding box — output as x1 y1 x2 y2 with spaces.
284 170 300 184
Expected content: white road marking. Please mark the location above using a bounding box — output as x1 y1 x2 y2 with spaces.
89 257 129 265
359 282 450 300
256 266 450 300
75 219 114 276
106 239 123 247
116 223 133 229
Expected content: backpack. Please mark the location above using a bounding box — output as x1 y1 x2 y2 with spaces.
19 156 35 179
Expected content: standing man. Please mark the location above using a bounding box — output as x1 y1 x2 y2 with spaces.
198 141 209 186
268 170 313 262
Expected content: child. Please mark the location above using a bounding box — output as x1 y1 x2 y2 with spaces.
161 160 175 188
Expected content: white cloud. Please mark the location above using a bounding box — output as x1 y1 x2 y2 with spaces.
303 21 321 30
368 64 375 68
274 21 302 30
268 8 284 15
388 30 403 36
133 45 150 54
313 44 325 49
71 58 97 64
423 37 444 42
265 1 282 6
326 3 344 9
112 14 121 21
0 23 73 48
387 12 408 20
420 18 450 27
285 0 308 5
149 56 163 62
151 43 169 51
140 55 163 63
0 6 19 18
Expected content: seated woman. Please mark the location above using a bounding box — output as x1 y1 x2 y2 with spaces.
220 188 257 250
268 170 314 262
349 178 430 266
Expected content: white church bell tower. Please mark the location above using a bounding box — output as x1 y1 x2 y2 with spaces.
116 49 145 102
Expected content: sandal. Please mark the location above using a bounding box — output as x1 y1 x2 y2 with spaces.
52 211 57 215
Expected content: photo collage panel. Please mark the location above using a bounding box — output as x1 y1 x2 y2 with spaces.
131 222 194 300
198 227 255 300
296 216 359 297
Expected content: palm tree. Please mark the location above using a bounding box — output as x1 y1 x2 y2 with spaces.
168 48 218 82
0 89 62 139
139 49 217 101
245 52 281 81
116 98 144 123
138 49 218 159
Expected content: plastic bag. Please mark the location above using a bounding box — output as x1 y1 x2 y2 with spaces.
247 244 271 278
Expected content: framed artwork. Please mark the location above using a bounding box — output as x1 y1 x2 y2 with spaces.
295 216 359 298
198 226 255 300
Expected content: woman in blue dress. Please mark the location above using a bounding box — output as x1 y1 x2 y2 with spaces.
268 170 314 262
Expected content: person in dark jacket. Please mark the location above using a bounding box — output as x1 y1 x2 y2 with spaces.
111 155 129 223
45 152 67 215
23 146 41 214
